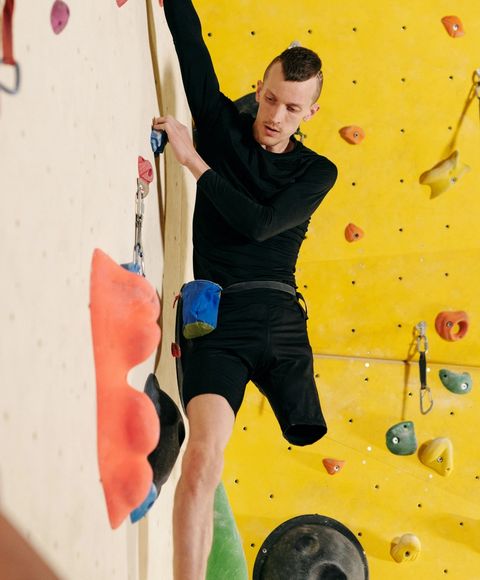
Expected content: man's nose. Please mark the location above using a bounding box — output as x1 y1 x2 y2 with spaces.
270 105 283 125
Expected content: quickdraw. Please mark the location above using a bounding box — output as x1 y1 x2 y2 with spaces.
416 321 433 415
133 178 149 276
0 0 21 95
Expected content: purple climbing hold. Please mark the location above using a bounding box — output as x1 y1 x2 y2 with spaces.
50 1 70 35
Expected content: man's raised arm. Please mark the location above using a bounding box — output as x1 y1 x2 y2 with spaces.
162 0 223 128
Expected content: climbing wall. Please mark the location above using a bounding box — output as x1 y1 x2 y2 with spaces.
0 1 194 578
194 0 480 577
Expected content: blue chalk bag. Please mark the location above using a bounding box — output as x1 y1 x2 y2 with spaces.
181 280 223 339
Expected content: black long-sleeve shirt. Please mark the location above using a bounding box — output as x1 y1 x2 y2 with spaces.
164 0 338 289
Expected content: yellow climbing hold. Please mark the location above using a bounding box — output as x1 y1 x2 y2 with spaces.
419 150 470 197
419 437 453 477
390 533 421 563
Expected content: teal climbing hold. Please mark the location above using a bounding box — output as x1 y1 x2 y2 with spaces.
206 483 248 580
386 421 417 455
439 369 472 395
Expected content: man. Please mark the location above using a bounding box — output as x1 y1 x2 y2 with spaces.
154 1 337 578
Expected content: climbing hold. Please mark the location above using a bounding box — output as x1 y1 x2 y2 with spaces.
90 249 161 529
50 1 70 35
339 126 365 144
151 129 168 156
390 534 421 563
138 156 154 184
439 369 472 394
441 16 465 38
121 262 142 275
418 438 453 477
116 0 129 6
130 374 185 522
322 458 345 475
171 342 181 358
253 514 368 580
419 150 470 198
143 374 185 493
435 310 469 341
344 223 364 242
386 421 417 456
206 483 248 579
130 483 157 524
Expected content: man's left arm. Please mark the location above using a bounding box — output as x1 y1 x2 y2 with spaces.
196 162 338 242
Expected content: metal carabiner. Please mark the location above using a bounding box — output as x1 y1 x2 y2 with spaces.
415 321 428 353
420 384 434 415
0 59 21 95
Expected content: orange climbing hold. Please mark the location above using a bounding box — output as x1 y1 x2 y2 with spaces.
90 249 161 529
441 16 465 38
344 223 364 242
322 458 345 475
138 156 154 183
435 311 469 342
339 126 365 145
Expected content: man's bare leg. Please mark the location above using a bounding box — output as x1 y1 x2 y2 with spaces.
173 394 235 580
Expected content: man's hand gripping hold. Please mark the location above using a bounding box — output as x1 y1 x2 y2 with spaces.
152 116 210 181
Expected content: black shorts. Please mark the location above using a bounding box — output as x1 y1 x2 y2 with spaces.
175 289 327 446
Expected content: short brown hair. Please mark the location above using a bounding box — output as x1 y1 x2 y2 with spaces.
264 46 323 102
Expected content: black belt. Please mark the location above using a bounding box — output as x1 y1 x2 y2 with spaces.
223 281 296 297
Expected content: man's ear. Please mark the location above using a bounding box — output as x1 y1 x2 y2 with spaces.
303 103 320 122
255 80 263 103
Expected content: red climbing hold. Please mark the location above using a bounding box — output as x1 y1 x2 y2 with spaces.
116 0 129 7
344 223 364 242
435 311 469 341
171 342 182 358
339 126 365 145
322 458 345 475
50 1 70 35
90 249 161 529
138 156 154 184
441 16 465 38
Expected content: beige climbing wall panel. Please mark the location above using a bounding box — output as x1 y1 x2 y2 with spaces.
195 0 480 577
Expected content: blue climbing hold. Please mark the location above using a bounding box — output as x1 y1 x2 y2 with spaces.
439 369 472 395
130 483 158 523
386 421 417 455
151 129 168 156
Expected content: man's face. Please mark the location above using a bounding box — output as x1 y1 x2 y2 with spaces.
253 61 320 153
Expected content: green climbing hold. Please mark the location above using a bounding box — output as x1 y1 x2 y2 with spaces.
439 369 472 395
386 421 417 456
206 483 248 580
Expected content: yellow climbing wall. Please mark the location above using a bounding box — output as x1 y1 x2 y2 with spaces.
195 0 480 577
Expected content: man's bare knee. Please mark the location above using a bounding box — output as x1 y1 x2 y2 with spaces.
181 441 224 496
